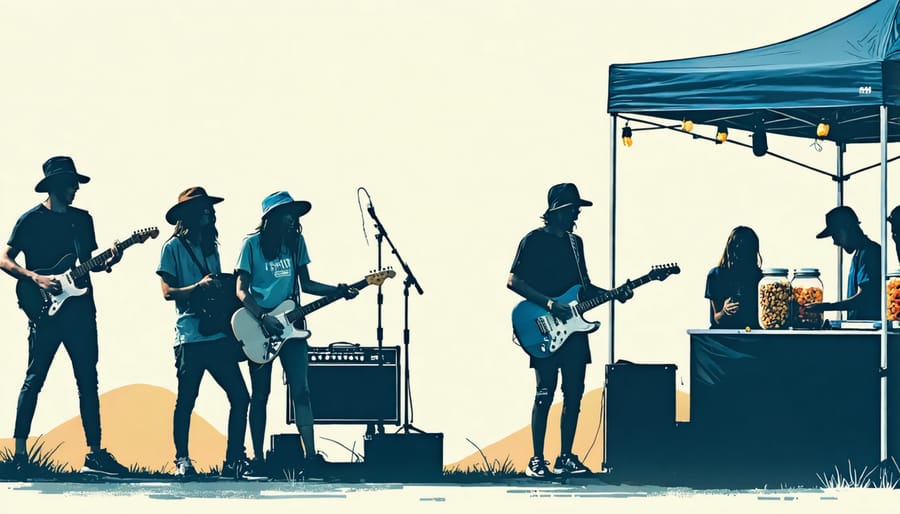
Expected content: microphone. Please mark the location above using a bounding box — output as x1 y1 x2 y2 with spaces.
367 201 376 220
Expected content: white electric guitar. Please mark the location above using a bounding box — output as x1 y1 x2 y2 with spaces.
232 269 396 363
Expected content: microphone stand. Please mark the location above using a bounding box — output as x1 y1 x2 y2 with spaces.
367 204 425 435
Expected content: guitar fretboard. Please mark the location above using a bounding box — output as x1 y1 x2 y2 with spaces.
574 274 657 315
69 234 143 280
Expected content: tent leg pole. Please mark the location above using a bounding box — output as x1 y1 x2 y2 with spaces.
609 114 617 365
836 143 845 309
880 105 888 464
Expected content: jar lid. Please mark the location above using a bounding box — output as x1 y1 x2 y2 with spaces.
793 267 820 277
888 269 900 278
762 267 789 276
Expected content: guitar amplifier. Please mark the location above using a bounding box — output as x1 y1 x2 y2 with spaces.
287 343 400 425
603 362 677 475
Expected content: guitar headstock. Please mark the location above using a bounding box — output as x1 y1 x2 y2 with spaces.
134 227 160 243
649 263 680 281
366 268 397 286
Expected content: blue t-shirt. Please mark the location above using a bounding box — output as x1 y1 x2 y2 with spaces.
847 238 881 320
234 233 311 310
156 237 228 345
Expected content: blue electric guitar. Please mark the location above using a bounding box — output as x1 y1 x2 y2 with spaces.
512 263 679 359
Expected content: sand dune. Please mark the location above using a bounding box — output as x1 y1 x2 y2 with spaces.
449 387 689 472
0 384 227 473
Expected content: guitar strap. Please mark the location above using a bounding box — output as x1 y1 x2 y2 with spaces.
568 232 588 290
177 236 211 277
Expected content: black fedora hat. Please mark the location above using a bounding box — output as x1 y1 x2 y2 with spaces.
165 186 225 225
35 156 91 193
543 182 592 217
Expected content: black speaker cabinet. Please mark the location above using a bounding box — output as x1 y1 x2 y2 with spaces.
364 433 444 482
287 344 400 424
604 362 676 474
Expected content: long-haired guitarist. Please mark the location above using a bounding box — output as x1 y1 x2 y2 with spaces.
507 182 632 479
234 190 358 477
156 187 257 480
0 156 128 477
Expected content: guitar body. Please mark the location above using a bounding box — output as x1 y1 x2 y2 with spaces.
232 299 312 364
15 254 89 322
512 285 601 359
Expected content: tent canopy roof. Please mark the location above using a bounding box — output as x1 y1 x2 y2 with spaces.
608 0 900 144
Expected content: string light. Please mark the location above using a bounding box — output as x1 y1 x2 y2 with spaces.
682 119 694 132
716 125 728 144
816 120 830 138
622 125 633 147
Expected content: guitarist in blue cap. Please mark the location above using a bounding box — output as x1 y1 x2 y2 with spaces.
0 156 129 477
508 182 632 479
235 190 359 477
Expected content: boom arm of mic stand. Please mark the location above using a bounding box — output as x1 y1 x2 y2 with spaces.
369 209 424 295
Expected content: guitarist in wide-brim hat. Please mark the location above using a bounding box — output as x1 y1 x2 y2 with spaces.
507 182 633 479
0 155 129 477
234 190 359 477
156 186 259 480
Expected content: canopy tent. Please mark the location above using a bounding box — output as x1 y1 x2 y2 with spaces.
607 0 899 463
609 0 900 143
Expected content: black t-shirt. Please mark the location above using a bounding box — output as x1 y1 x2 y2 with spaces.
704 266 763 329
510 228 592 366
8 204 99 300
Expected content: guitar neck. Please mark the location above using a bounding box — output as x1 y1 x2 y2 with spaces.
285 277 370 324
575 273 656 314
70 234 141 280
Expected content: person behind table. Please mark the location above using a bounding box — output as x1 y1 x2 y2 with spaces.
704 226 763 329
805 206 881 320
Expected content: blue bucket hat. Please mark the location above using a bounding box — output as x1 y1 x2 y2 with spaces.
261 191 311 219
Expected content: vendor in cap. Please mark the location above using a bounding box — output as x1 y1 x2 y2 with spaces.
156 187 254 479
0 156 128 477
235 190 359 477
804 205 881 320
507 182 633 479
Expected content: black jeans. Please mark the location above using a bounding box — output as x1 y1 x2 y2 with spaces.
247 338 313 460
14 298 101 447
531 356 587 458
173 337 250 462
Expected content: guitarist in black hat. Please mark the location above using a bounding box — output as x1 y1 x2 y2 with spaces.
507 182 632 479
0 156 129 476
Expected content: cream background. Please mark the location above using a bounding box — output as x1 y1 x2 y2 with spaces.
1 0 897 496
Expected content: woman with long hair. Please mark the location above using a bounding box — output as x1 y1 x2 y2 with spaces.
157 187 252 479
235 190 358 477
705 226 763 329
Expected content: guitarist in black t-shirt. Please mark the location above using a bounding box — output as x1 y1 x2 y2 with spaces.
0 156 129 477
507 183 632 479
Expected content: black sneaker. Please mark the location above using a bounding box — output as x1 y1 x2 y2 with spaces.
220 457 269 481
552 453 592 475
174 457 198 479
525 455 552 479
81 449 129 476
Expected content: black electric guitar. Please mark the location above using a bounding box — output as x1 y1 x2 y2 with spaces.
15 227 159 322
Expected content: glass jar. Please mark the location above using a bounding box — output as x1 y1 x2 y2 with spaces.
758 268 791 329
791 268 824 329
887 270 900 322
